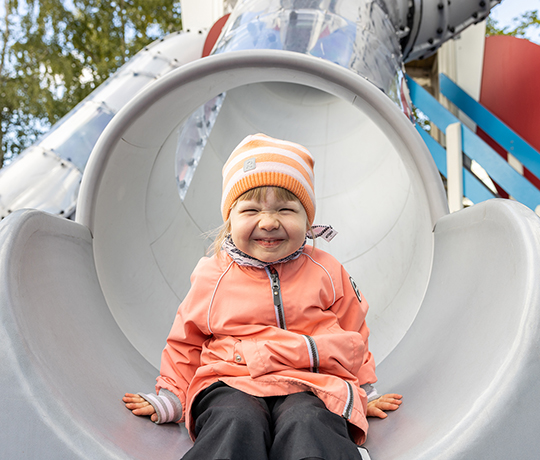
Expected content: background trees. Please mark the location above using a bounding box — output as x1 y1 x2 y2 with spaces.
2 2 539 170
0 0 182 166
486 9 539 40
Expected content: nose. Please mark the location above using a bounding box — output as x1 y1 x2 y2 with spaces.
258 212 280 231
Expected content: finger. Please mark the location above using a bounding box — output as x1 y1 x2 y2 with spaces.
380 398 402 405
368 407 388 419
125 401 151 410
123 394 145 403
379 396 403 404
375 398 401 407
132 405 157 417
376 401 401 411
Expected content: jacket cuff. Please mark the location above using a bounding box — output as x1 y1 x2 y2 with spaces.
138 389 183 424
360 383 379 402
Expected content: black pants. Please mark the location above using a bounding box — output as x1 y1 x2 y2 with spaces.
181 382 362 460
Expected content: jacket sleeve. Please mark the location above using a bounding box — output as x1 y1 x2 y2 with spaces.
242 327 368 380
325 265 377 387
138 389 183 424
155 259 214 419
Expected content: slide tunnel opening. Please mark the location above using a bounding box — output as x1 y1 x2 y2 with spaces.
78 51 446 369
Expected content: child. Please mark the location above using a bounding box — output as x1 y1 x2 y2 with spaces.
123 133 402 459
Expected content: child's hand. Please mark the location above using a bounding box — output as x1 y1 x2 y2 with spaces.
123 393 158 422
366 393 402 419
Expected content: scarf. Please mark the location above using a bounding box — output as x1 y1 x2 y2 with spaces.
222 225 336 268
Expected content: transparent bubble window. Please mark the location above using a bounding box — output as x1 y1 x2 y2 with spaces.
39 101 115 171
176 93 226 201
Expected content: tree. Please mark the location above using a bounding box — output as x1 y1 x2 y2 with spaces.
486 9 539 42
0 0 182 167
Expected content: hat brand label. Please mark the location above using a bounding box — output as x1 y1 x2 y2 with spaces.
243 158 256 172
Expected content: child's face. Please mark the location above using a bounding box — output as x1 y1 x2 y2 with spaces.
229 188 309 263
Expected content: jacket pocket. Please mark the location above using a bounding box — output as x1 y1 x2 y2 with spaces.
200 336 244 366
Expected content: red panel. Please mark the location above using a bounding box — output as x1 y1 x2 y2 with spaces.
479 36 540 195
202 14 231 58
480 36 540 153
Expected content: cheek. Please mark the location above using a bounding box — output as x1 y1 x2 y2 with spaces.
230 219 252 244
289 218 309 241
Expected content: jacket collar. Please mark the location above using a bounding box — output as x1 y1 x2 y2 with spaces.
222 235 306 269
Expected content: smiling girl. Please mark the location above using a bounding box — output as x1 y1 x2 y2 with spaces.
123 133 401 460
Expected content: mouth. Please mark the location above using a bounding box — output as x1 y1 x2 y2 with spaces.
254 239 284 248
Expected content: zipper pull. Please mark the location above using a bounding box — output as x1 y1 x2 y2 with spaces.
270 268 280 298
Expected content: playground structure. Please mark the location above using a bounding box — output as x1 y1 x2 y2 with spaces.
2 1 540 458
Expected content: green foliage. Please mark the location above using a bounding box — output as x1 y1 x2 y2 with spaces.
0 0 182 166
486 9 539 40
511 10 540 38
412 105 431 133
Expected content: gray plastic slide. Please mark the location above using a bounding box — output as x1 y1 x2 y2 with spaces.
2 51 540 459
365 199 540 459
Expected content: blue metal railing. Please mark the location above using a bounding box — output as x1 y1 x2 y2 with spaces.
407 74 540 211
440 73 540 180
416 126 496 204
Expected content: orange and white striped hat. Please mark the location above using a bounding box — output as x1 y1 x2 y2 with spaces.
221 133 316 224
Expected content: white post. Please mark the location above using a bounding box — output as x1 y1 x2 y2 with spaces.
507 152 524 175
180 0 224 32
446 122 463 212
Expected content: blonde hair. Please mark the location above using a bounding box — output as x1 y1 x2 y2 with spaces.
209 186 314 257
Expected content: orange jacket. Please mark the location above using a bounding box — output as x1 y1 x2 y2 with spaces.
156 245 377 444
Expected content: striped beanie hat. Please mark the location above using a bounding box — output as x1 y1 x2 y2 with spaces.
221 133 316 224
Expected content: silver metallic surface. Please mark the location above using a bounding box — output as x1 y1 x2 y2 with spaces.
402 0 501 61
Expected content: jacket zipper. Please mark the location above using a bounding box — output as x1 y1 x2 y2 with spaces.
267 267 321 375
342 380 354 420
267 266 286 330
302 335 319 373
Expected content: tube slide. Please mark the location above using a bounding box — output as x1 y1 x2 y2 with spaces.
0 30 206 220
2 1 538 459
3 47 540 459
